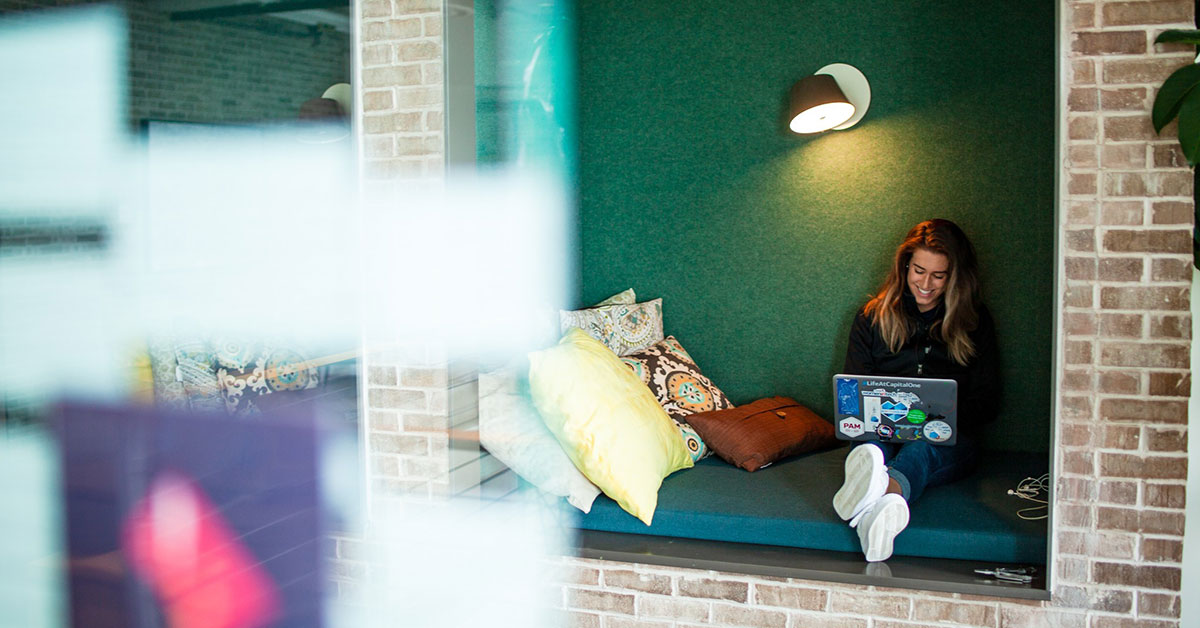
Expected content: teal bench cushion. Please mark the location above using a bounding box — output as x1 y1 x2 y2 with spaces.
574 445 1047 564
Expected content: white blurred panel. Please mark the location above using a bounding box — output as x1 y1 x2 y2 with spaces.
0 5 125 216
0 432 64 628
0 264 131 400
361 495 569 628
360 170 571 362
133 124 361 352
0 6 130 401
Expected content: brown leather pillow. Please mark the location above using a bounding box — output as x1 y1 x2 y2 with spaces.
686 396 838 471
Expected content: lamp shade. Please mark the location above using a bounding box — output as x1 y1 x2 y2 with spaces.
788 74 855 134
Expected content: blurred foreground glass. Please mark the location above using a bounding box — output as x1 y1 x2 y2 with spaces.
1 3 577 627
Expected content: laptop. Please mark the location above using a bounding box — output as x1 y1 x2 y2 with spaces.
831 374 958 446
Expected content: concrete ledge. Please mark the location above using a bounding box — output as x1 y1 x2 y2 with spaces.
575 530 1051 601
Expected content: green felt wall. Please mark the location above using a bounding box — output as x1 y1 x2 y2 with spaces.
474 0 500 164
575 1 1056 452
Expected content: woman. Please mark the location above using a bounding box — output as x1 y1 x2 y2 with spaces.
832 218 1000 562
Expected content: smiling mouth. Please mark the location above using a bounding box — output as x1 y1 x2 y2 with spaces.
914 287 934 297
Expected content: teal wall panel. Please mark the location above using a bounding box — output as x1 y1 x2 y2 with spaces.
576 1 1056 452
474 0 500 164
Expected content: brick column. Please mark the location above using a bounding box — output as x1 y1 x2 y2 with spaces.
331 0 453 598
1056 0 1192 620
359 0 444 180
354 0 451 499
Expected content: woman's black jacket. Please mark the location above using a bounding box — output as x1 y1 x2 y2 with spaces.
842 295 1001 436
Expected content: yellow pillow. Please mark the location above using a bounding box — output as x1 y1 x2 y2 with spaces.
529 328 693 525
128 344 155 404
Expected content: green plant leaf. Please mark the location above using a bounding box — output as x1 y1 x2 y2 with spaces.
1175 85 1200 165
1152 63 1200 133
1156 29 1200 45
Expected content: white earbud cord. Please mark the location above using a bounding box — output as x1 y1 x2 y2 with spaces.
1007 473 1049 521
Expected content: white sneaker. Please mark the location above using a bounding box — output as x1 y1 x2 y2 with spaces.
856 493 909 562
833 445 888 521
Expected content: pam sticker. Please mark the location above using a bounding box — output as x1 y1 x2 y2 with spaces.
839 418 865 438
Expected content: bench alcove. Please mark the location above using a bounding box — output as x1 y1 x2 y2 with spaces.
569 446 1050 599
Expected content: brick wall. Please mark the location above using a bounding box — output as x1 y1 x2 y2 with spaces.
0 0 350 126
552 560 1085 628
343 0 1193 625
363 352 451 497
123 1 350 126
358 0 444 180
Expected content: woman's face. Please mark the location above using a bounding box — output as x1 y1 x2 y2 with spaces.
907 248 950 312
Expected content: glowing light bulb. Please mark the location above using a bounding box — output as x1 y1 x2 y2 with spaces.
789 102 855 134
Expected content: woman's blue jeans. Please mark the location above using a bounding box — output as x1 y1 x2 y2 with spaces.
858 437 978 503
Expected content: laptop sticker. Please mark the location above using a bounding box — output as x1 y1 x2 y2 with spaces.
923 420 952 442
836 378 859 415
881 400 908 422
839 417 865 438
863 396 882 431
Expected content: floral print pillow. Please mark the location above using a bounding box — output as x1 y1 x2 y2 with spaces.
559 298 663 356
620 336 735 461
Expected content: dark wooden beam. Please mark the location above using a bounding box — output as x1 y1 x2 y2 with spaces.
169 1 347 22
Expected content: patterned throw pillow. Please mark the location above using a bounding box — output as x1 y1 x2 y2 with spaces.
594 288 636 307
147 339 189 411
170 341 227 414
213 342 321 415
620 336 735 461
560 298 663 356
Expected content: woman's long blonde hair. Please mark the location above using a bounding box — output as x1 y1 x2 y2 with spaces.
863 219 981 366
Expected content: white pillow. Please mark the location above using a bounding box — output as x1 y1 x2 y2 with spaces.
478 364 601 513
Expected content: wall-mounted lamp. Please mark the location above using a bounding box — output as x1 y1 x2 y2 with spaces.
788 63 870 134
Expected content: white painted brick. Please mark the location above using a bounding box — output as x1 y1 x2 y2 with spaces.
636 595 710 623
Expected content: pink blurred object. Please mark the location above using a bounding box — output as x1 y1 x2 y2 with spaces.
121 472 282 628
